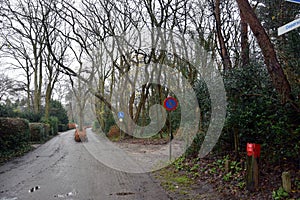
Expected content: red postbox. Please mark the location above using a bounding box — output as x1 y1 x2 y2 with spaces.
247 143 261 158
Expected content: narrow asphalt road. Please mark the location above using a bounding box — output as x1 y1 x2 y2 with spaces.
0 129 170 200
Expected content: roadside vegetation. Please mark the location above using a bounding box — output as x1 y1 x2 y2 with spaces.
0 100 71 164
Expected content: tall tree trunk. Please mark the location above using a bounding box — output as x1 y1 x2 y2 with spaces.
129 91 135 120
33 67 40 114
33 52 42 114
214 0 232 70
236 0 292 104
26 64 31 110
100 92 105 129
240 9 250 67
134 84 150 123
79 105 84 131
38 57 43 112
44 84 52 120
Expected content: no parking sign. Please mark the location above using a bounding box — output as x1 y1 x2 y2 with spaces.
163 97 178 111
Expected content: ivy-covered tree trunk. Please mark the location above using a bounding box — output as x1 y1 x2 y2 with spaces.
236 0 292 104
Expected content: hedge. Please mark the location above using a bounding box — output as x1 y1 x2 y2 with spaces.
44 123 51 136
49 117 58 135
40 116 58 135
58 124 68 132
92 120 101 132
29 123 47 142
0 117 30 157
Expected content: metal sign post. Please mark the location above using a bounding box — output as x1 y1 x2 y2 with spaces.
163 97 178 161
118 112 124 140
168 111 172 161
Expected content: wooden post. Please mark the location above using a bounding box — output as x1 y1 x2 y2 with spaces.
282 171 291 193
246 155 259 191
246 143 260 191
225 159 230 173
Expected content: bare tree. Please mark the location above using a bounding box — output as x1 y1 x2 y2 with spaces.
0 0 70 117
0 73 23 102
213 0 232 70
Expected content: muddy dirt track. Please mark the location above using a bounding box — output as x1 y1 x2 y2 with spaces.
0 129 170 200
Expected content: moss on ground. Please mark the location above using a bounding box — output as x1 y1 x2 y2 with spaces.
154 166 194 198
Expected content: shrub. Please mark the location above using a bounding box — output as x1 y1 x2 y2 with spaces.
0 117 30 157
92 120 101 132
20 110 43 122
107 125 120 139
0 104 18 118
58 124 68 132
49 100 69 125
221 64 300 163
29 123 46 142
74 128 87 142
49 117 58 135
41 117 58 135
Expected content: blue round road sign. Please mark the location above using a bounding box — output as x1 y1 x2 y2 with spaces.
118 111 125 119
163 97 178 111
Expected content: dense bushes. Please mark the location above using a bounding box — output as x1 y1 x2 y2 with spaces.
58 124 68 132
222 65 299 162
49 100 69 125
49 117 58 135
0 118 30 157
95 106 115 133
188 64 300 165
92 120 101 132
0 104 18 118
0 99 69 134
19 110 43 123
41 116 58 135
29 123 47 142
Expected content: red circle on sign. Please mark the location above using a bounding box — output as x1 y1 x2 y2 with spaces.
163 97 178 111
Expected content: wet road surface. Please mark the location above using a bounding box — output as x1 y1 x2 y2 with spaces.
0 129 170 200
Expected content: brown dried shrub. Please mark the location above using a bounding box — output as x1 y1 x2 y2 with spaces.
74 128 87 142
107 125 120 139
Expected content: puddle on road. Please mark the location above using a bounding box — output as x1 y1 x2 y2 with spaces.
54 189 77 198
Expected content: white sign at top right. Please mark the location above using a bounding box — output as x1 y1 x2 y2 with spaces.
278 18 300 36
285 0 300 4
277 0 300 36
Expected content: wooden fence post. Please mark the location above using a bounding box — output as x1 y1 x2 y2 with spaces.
225 159 230 173
246 143 261 191
282 171 291 193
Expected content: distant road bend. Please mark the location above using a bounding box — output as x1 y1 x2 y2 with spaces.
0 129 170 200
